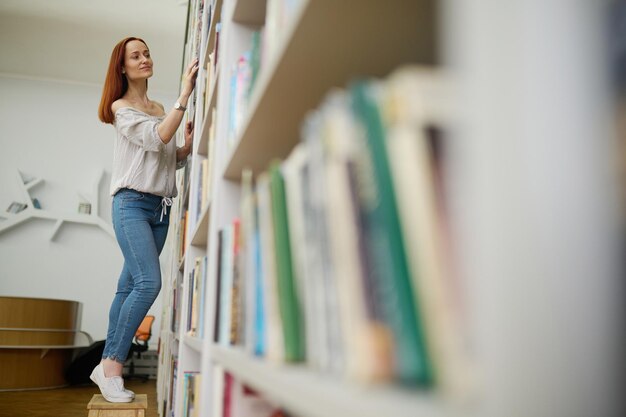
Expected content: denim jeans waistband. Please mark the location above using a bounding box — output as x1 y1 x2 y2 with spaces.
115 188 162 200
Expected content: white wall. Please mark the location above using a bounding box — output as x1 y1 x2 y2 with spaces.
0 75 176 345
0 1 186 92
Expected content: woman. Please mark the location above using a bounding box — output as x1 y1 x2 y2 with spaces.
92 36 198 402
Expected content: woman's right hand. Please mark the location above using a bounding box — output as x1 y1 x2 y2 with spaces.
181 57 199 98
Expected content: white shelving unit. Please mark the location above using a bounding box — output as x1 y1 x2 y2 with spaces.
157 1 624 417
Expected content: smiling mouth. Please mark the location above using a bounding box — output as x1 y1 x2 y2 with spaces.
140 67 152 70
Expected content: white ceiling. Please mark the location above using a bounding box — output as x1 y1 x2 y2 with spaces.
0 0 189 93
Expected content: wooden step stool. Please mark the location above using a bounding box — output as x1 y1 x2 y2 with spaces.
87 394 147 417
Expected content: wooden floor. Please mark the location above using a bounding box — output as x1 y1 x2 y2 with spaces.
0 379 158 417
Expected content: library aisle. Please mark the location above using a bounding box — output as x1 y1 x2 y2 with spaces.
156 1 624 417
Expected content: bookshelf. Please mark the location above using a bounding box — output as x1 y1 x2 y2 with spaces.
157 1 623 417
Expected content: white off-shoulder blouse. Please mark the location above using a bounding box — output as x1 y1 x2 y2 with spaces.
109 107 187 198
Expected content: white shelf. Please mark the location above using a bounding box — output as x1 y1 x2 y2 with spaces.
0 169 113 241
189 203 211 247
0 208 114 241
182 334 204 353
210 346 453 417
223 0 435 179
24 178 44 191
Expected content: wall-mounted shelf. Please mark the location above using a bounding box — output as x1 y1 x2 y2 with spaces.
0 169 114 241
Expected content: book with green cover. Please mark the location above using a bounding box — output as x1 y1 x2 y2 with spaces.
269 161 304 362
350 81 433 385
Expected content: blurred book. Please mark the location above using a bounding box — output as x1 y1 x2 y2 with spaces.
6 202 27 213
78 202 92 214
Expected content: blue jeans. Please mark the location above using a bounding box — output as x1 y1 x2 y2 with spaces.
102 188 170 363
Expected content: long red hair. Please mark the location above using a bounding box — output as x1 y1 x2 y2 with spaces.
98 37 148 124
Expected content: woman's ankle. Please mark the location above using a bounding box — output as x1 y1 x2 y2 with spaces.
102 358 123 378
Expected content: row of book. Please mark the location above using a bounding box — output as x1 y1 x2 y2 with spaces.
264 0 305 64
173 146 215 267
212 66 474 399
170 270 183 335
182 0 204 121
194 19 221 142
185 0 207 79
203 22 221 110
173 126 215 263
161 355 178 417
159 2 215 417
226 0 304 147
182 371 201 417
178 210 190 263
195 150 214 223
183 0 222 128
216 370 290 417
227 30 261 146
180 368 291 417
187 256 209 338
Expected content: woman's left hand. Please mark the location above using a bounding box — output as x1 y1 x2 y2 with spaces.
185 120 194 150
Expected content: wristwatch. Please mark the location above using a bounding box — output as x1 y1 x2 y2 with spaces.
174 101 187 111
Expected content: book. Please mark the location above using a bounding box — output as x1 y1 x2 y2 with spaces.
196 256 208 339
219 224 234 345
351 80 433 386
187 269 195 333
214 229 224 343
280 144 313 363
240 169 263 354
230 219 243 345
247 30 263 100
317 90 393 382
190 373 202 417
256 172 284 362
78 202 91 214
269 161 304 362
383 65 475 399
188 257 206 336
235 384 281 417
223 372 234 417
301 111 343 373
6 202 27 213
212 366 225 417
182 372 200 417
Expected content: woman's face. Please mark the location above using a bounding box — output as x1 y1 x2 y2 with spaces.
122 40 153 81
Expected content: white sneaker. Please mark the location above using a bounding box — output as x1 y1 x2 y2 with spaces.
124 385 136 398
90 363 133 403
110 374 135 398
114 376 135 399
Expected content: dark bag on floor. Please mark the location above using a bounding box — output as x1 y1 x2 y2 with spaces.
64 340 105 385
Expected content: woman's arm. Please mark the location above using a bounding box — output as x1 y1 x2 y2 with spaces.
157 58 199 144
